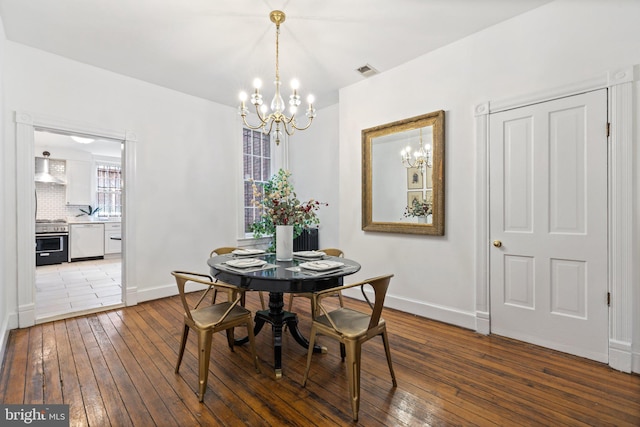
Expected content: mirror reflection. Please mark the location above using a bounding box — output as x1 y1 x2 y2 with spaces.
362 110 444 235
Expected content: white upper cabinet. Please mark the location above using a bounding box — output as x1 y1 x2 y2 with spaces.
66 160 92 206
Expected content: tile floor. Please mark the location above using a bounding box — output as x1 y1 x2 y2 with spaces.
35 257 123 321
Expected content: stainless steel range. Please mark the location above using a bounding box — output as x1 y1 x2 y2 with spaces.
35 219 69 266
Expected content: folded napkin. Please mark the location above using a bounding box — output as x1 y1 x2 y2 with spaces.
232 248 266 256
226 258 267 268
299 260 344 271
216 262 277 274
293 250 326 259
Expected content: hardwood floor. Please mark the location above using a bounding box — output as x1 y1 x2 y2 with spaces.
1 291 639 426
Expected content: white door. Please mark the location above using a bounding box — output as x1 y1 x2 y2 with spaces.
489 90 608 363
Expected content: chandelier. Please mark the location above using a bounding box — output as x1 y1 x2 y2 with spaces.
238 10 316 145
400 128 432 174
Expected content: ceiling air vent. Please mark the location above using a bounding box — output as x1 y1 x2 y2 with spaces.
356 64 379 78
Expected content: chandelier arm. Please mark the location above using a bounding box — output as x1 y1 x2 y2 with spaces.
241 115 266 131
263 118 277 136
290 117 315 132
254 104 269 125
282 121 295 136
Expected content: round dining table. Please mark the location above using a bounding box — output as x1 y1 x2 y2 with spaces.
208 252 361 378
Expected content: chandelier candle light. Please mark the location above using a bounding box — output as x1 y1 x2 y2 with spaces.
238 10 316 145
400 128 432 174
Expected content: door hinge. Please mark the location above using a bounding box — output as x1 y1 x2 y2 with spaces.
607 292 611 306
606 122 611 137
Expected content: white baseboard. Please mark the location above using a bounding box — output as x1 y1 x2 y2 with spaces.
632 351 640 374
343 288 477 331
475 311 490 335
609 339 633 373
125 286 138 306
18 303 35 328
0 312 19 368
135 282 179 303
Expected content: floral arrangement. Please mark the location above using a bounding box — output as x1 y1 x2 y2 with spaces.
251 169 327 249
403 198 432 218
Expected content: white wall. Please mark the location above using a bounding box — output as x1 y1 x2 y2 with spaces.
289 103 340 249
3 42 242 309
338 0 640 369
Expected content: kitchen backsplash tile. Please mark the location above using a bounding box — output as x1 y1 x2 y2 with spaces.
35 159 87 220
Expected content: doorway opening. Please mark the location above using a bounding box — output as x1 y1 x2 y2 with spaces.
34 128 125 322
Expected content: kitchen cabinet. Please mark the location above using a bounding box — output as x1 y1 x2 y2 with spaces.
66 160 92 205
70 223 104 260
104 222 122 254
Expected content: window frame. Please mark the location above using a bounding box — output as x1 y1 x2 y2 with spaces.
242 128 273 237
95 160 122 218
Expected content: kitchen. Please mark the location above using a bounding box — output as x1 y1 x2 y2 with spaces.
34 130 123 321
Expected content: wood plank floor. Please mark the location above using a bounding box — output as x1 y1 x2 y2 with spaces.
1 291 639 426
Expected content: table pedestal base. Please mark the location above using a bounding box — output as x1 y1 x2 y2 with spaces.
235 291 325 378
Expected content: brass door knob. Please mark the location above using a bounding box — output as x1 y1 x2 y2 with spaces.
493 240 502 248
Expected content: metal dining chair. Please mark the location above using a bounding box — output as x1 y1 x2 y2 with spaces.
287 248 345 314
172 271 260 401
301 274 397 421
210 247 266 309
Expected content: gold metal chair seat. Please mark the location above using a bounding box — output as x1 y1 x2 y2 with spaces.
314 308 387 339
189 302 251 329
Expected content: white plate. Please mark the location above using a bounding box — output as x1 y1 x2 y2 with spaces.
226 258 267 269
299 260 344 271
294 251 326 259
231 248 266 256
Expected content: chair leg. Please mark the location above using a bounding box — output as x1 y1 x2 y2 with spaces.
301 325 318 387
381 329 397 386
175 325 189 373
337 291 344 307
212 289 218 304
259 292 266 310
225 328 235 351
197 329 213 402
344 340 362 421
287 293 295 312
245 319 261 373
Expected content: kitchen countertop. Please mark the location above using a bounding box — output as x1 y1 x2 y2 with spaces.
67 217 121 224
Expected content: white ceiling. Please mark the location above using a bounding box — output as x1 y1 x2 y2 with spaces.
0 0 551 109
35 130 122 158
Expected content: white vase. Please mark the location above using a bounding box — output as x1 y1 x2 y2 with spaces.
276 225 294 261
417 215 432 224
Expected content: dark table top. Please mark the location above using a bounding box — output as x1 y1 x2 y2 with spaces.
208 253 361 293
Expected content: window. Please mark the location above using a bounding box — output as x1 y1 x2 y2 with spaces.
243 128 271 234
96 163 122 217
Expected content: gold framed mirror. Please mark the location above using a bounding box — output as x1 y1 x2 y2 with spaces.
362 110 445 235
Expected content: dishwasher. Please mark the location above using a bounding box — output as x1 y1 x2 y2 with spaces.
70 223 105 260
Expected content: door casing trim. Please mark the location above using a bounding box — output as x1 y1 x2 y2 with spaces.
14 111 138 327
474 65 636 372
